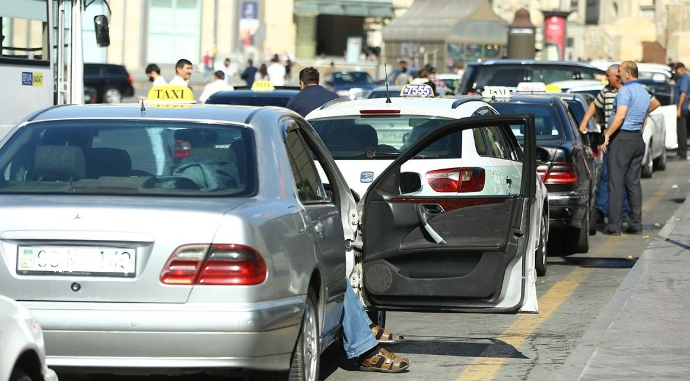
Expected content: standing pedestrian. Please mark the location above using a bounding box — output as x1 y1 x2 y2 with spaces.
580 64 659 224
199 70 233 104
257 63 269 81
601 61 651 235
216 58 235 85
169 59 193 86
145 63 167 86
284 58 293 84
240 59 258 87
285 67 339 117
267 54 286 86
202 52 212 81
672 62 690 160
394 60 413 86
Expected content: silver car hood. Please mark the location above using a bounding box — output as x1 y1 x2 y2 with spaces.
0 195 253 303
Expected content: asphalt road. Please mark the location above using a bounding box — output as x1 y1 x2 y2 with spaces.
55 155 690 381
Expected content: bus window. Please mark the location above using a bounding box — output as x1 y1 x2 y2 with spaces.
0 0 49 62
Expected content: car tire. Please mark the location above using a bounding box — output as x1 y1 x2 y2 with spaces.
654 145 667 171
641 142 653 178
568 209 589 254
10 368 32 381
289 289 320 381
535 210 548 277
589 200 597 235
104 87 122 103
366 309 386 329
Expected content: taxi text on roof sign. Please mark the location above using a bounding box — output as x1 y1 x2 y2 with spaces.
148 85 195 101
400 84 434 98
482 86 511 100
516 82 547 93
251 80 275 93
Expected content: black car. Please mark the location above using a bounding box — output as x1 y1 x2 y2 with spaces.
492 94 602 253
457 60 606 95
84 63 135 103
324 71 377 100
204 88 300 107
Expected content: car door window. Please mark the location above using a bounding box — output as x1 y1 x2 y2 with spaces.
485 126 512 160
534 68 575 84
285 123 327 204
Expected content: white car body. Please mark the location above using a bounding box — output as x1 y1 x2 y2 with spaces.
589 61 673 82
0 295 57 381
307 96 549 288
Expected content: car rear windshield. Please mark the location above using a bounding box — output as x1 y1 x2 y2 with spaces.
492 103 565 141
207 95 292 107
333 72 374 85
0 120 255 196
309 116 458 160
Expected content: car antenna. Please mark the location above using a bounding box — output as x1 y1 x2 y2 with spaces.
384 63 392 103
140 98 146 115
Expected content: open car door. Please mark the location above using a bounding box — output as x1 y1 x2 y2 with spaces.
359 115 538 313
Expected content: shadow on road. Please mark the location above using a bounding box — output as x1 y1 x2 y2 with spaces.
549 256 637 268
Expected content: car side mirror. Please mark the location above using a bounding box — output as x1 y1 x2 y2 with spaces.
400 172 422 194
587 132 605 146
536 146 551 163
402 133 410 143
94 15 110 47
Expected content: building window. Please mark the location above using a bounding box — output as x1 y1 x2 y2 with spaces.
147 0 201 64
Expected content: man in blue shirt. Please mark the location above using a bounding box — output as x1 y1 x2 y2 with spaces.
672 62 690 159
240 59 258 87
602 61 651 235
286 67 339 117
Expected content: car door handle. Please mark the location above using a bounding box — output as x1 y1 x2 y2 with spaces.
315 222 325 235
421 203 445 215
416 204 446 244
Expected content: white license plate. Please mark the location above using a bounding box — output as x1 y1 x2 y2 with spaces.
17 246 136 277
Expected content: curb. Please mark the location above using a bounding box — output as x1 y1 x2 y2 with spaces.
558 195 690 380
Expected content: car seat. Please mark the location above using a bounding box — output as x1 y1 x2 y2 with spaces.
27 145 86 182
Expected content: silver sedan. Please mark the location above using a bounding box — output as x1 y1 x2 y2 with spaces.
0 96 540 379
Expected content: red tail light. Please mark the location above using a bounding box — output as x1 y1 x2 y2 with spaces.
591 146 600 158
542 162 578 184
161 244 267 286
467 90 479 95
426 167 485 193
173 140 191 158
127 75 134 84
359 109 401 115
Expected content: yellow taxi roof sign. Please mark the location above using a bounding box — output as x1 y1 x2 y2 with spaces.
545 84 562 93
400 83 434 97
147 85 195 102
251 80 275 92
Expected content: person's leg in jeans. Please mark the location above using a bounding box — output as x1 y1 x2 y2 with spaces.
341 283 410 372
146 127 167 176
677 112 687 159
624 133 646 232
598 151 629 223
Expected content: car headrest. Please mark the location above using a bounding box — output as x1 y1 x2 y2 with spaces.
536 116 553 136
85 147 132 178
188 147 237 165
174 129 219 147
350 124 378 149
30 146 86 181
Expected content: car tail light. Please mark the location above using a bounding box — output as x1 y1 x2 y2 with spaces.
127 75 134 84
426 167 485 193
173 140 191 158
360 109 401 115
542 162 578 184
160 244 267 286
591 145 600 158
467 90 479 95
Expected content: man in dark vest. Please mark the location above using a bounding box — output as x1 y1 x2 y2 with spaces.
286 67 339 117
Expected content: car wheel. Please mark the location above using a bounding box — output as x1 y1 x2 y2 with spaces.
104 88 122 103
535 210 548 277
589 200 597 235
653 145 667 171
366 309 386 329
641 142 653 178
289 289 320 381
9 368 32 381
568 208 589 254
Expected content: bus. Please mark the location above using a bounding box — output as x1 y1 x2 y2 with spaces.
1 0 110 139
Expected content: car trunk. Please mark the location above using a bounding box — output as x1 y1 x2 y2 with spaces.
0 195 250 304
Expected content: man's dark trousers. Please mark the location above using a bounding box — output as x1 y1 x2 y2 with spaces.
678 110 687 158
607 130 645 233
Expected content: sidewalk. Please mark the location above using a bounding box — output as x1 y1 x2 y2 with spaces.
560 194 690 380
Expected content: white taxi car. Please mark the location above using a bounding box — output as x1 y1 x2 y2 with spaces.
306 84 550 277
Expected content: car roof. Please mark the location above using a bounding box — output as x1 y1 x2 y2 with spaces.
369 85 404 92
469 59 602 70
23 103 273 124
305 96 488 119
494 94 563 104
209 89 299 98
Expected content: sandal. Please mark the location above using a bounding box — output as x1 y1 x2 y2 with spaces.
359 347 410 373
371 325 405 344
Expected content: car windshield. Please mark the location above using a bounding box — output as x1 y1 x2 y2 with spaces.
0 120 255 196
492 103 565 141
207 95 292 107
310 116 458 160
332 72 374 85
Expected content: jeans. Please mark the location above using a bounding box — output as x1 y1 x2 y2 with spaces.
342 282 378 359
678 111 688 158
597 151 629 219
146 127 168 176
607 131 645 233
